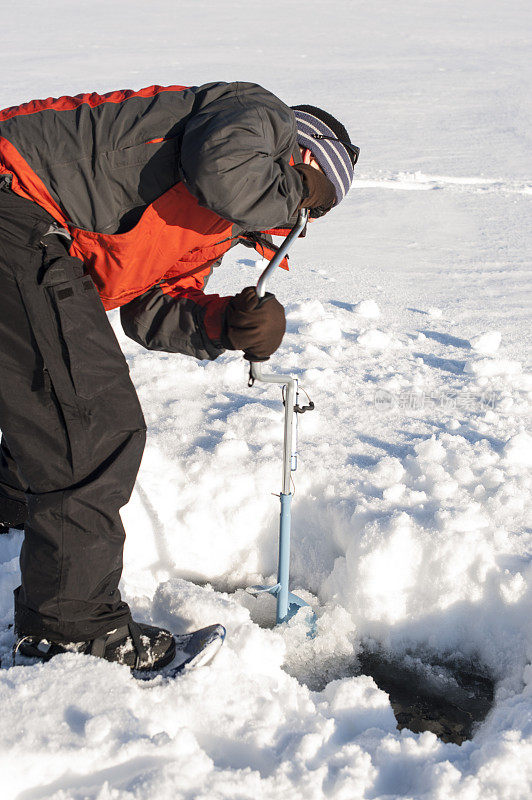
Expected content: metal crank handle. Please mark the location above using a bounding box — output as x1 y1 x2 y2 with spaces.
255 208 308 300
250 209 308 385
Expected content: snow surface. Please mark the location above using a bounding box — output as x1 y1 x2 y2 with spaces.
1 1 531 798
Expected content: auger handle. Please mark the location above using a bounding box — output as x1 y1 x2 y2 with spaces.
255 209 309 299
248 208 308 378
249 209 308 387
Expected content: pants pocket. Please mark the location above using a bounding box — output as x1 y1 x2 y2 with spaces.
42 257 129 400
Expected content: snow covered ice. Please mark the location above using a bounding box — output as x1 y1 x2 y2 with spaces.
1 0 531 798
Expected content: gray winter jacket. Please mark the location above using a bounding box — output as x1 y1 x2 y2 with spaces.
0 81 304 358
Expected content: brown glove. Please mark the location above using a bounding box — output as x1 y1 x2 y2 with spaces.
294 163 336 218
223 287 286 361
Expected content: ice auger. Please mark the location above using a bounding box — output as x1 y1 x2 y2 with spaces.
246 209 317 629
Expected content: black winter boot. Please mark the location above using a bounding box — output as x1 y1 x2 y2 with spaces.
14 620 176 671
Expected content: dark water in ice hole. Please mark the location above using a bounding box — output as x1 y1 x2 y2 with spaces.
289 648 495 746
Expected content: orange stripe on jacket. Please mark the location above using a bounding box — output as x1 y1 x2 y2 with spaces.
0 86 188 122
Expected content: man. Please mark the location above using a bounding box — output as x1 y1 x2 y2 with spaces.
0 81 358 671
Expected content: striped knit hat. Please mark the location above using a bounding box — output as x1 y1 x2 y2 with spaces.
292 105 357 206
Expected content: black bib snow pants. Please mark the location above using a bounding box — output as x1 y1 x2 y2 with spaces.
0 187 146 642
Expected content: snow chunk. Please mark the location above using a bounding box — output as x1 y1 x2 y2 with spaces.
321 675 396 736
301 317 343 343
370 457 405 489
446 419 461 431
357 329 391 350
470 331 502 355
437 503 489 532
427 307 443 318
214 438 249 462
285 299 326 323
354 299 380 319
500 572 526 604
414 435 447 464
503 432 532 467
464 358 521 377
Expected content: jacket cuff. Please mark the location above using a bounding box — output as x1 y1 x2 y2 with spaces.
203 297 231 348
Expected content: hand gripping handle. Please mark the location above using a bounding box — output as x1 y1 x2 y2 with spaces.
248 209 308 383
